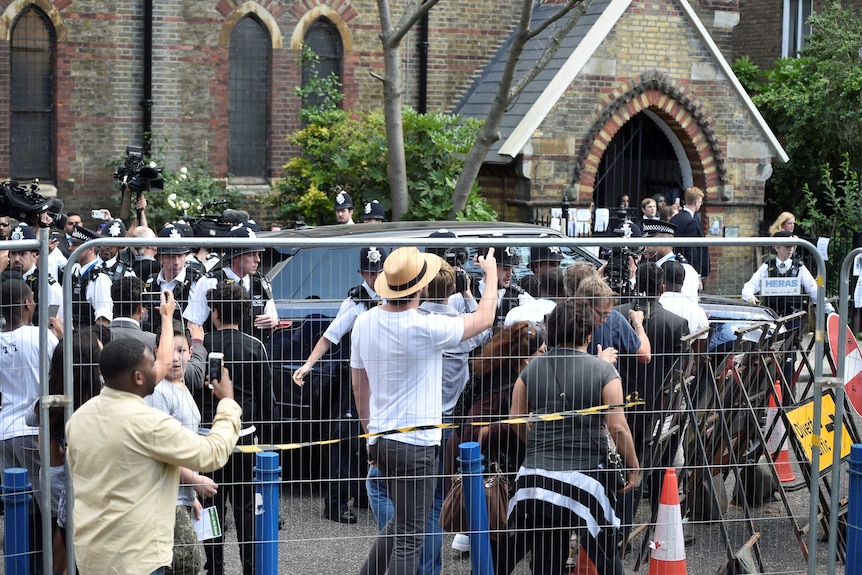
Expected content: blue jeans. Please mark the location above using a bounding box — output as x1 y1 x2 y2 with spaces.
365 427 452 575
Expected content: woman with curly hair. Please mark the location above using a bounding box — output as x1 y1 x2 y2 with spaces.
446 321 545 477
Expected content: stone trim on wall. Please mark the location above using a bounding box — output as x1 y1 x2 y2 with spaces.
289 2 355 52
0 0 68 41
219 1 284 49
572 70 727 201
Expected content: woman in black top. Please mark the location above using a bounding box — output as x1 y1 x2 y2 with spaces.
499 300 639 575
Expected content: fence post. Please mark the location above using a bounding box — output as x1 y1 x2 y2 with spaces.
848 445 862 575
2 468 32 575
254 452 281 575
458 441 494 575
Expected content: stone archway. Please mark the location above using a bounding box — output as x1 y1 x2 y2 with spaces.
572 71 728 204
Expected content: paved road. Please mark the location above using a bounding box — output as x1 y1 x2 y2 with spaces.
0 455 843 574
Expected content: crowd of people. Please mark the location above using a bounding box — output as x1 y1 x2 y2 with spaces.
0 184 836 575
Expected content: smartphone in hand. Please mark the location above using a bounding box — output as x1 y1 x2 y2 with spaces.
207 352 224 390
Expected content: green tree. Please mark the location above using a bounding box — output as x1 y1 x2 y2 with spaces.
266 107 496 225
138 163 245 228
734 2 862 217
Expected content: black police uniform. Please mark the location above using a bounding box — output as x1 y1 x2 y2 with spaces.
762 256 806 318
23 268 57 327
197 328 277 575
324 283 382 521
205 269 276 344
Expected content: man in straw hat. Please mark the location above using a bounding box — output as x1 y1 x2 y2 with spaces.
351 246 499 575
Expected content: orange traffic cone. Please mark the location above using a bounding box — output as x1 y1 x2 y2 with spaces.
766 381 796 483
570 545 598 575
648 468 687 575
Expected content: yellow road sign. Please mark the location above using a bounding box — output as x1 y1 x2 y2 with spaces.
786 391 852 474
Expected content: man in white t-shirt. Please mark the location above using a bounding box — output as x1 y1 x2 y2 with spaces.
351 246 499 575
0 280 62 520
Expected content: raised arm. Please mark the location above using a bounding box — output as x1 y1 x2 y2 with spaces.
461 248 498 340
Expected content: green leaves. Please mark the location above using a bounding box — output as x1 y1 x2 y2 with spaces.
740 2 862 215
266 107 496 225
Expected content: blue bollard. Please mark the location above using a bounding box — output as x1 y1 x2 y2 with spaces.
254 452 281 575
848 444 862 575
3 468 32 575
458 441 494 575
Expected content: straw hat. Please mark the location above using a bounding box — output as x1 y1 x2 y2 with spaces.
374 246 441 299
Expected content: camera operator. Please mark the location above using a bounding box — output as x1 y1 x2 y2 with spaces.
425 229 478 316
601 220 643 298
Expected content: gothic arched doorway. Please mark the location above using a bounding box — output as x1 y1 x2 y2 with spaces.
593 110 691 228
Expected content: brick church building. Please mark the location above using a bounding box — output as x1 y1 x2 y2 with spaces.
0 0 830 292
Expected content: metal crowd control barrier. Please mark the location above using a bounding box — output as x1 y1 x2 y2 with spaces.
20 232 834 575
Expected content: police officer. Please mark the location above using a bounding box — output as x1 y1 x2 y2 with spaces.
62 225 114 327
473 236 534 326
360 199 386 223
8 224 63 325
142 225 202 325
741 230 834 321
183 222 279 342
95 219 136 282
293 246 388 523
522 236 564 297
641 219 702 299
333 188 355 225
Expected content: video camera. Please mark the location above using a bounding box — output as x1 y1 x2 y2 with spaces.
600 219 643 298
185 200 235 237
441 248 469 293
114 146 163 195
0 179 68 229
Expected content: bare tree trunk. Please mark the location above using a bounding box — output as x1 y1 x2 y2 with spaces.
377 0 442 220
381 42 408 220
449 0 591 218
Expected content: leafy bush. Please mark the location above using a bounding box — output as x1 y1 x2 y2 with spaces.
266 107 497 225
138 162 244 228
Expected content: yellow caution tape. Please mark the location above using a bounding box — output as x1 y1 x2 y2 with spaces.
234 393 645 454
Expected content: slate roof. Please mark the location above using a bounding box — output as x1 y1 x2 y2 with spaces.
454 0 613 164
454 0 787 165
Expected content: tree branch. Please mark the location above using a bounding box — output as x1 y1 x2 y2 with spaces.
525 0 580 40
448 0 593 217
510 0 590 102
389 0 442 46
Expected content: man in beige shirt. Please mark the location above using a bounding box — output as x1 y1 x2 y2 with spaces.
67 292 242 575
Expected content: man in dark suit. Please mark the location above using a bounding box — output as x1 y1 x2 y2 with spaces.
670 186 710 278
614 261 690 538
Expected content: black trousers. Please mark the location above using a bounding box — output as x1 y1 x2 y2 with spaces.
202 437 256 575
